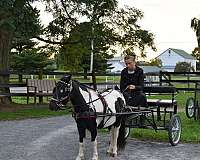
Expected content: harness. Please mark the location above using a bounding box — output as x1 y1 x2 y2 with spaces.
72 83 114 128
73 87 113 125
52 79 116 127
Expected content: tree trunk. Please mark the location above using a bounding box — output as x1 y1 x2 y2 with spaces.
83 68 88 79
0 28 13 104
91 71 97 91
18 74 23 83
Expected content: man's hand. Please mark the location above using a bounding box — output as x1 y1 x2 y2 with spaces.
128 85 135 90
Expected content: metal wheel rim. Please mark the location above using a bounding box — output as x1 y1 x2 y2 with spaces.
187 99 194 117
125 127 130 139
171 117 181 144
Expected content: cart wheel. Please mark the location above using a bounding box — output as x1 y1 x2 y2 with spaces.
185 97 195 118
124 127 130 139
194 104 199 120
168 114 181 146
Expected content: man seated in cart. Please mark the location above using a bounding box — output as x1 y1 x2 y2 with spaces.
120 54 147 107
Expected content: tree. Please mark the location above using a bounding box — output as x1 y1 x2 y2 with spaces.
191 17 200 46
0 0 42 103
58 22 113 74
191 17 200 71
174 62 194 72
42 0 156 72
0 0 39 103
149 58 162 67
192 47 200 70
10 48 55 80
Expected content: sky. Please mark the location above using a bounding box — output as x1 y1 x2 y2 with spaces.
36 0 200 60
119 0 200 59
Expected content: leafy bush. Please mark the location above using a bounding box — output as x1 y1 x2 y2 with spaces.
174 62 194 72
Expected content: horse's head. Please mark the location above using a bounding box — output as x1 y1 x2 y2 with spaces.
49 75 72 111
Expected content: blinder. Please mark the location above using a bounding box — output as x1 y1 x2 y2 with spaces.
49 78 72 111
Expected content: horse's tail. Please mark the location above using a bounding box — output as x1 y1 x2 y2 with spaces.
116 97 128 150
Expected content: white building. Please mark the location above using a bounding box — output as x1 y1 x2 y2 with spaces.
156 48 197 72
107 57 125 73
107 57 162 74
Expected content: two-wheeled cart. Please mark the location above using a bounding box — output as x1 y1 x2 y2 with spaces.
123 86 181 146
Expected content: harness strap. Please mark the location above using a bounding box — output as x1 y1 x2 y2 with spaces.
72 111 96 120
98 94 108 113
97 94 111 129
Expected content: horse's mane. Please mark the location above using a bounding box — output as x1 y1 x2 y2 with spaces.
73 80 95 91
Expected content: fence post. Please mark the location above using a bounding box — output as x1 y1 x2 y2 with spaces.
105 76 108 89
159 71 162 86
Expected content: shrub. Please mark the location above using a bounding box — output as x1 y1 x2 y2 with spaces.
174 62 194 72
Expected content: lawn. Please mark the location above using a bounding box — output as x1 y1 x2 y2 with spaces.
0 104 70 121
130 112 200 143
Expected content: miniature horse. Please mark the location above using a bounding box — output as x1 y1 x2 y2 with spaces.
49 75 127 160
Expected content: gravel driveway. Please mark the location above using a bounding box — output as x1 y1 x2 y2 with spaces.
0 115 200 160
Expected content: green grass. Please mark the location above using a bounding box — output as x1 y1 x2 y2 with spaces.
11 96 50 104
0 106 70 121
130 112 200 143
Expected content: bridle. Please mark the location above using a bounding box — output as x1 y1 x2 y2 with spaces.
50 79 72 110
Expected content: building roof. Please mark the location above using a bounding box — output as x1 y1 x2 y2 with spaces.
157 48 196 60
108 57 124 62
140 66 162 73
170 48 196 60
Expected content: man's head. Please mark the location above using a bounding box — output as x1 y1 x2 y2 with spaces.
124 55 136 71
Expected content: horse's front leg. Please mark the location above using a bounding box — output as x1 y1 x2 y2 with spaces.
92 139 98 160
91 124 98 160
76 123 85 160
76 141 85 160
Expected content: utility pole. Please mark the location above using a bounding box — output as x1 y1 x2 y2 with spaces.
89 1 106 73
90 26 94 73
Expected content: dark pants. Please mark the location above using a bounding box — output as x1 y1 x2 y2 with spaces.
123 91 147 107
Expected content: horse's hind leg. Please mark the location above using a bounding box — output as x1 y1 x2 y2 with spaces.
107 126 114 154
112 126 120 157
107 126 119 157
91 139 98 160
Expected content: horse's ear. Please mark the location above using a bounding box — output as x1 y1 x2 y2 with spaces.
114 85 120 90
61 74 72 82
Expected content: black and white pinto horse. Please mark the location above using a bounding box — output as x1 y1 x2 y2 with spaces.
49 75 127 160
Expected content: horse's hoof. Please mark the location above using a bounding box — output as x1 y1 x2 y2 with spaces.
76 156 84 160
110 153 117 157
106 149 112 155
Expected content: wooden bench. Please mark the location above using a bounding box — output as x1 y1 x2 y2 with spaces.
0 83 28 102
26 79 56 104
143 86 178 120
